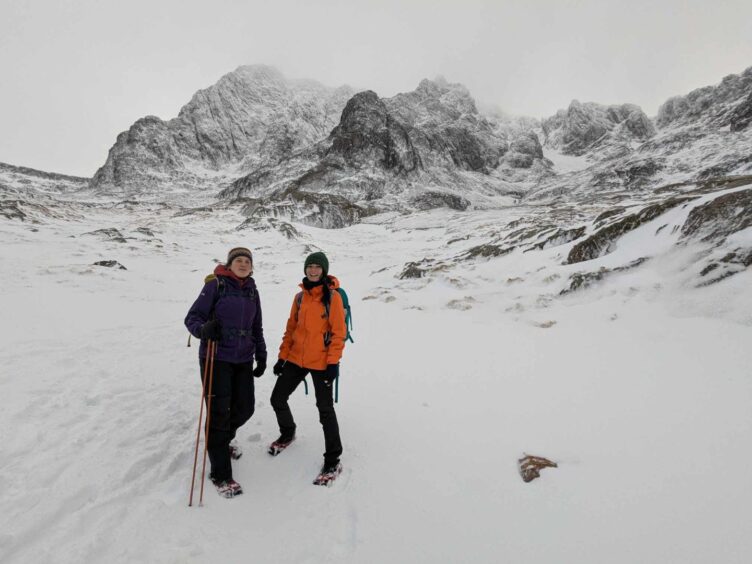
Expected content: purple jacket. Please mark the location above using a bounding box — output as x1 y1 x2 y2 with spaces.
184 270 267 364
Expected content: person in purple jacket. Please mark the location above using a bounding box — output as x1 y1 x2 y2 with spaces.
184 246 267 498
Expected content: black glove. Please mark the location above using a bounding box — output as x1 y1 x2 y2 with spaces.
273 359 286 376
252 359 266 378
200 319 222 341
323 364 339 388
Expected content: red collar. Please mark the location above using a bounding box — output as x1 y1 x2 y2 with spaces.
214 264 250 285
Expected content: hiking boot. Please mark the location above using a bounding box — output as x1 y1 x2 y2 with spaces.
214 478 243 498
268 434 296 456
313 461 342 486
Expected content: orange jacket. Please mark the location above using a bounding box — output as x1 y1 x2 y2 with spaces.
278 276 346 370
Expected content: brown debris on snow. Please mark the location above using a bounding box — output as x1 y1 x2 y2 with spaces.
518 454 558 483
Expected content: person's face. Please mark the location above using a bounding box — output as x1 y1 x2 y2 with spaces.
230 256 252 278
306 263 323 282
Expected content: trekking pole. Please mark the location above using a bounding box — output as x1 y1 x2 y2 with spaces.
189 339 214 506
198 340 217 506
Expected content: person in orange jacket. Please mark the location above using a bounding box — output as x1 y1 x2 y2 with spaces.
269 251 346 482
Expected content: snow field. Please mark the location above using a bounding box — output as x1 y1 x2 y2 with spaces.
0 198 750 563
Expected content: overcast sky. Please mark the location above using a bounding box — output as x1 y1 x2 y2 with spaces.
1 0 751 177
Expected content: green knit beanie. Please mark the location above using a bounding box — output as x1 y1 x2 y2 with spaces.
304 251 329 277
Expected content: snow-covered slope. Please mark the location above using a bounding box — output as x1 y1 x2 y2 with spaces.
1 176 750 563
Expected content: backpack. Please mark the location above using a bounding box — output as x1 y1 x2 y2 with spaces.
294 286 354 344
186 274 255 347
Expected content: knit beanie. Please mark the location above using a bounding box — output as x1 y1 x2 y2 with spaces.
304 251 329 276
226 247 253 266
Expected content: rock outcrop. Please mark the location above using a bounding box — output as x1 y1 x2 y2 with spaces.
656 66 752 129
219 78 542 226
79 62 752 230
90 65 354 196
542 100 655 155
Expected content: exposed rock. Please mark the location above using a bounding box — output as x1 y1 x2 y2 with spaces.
567 198 694 263
399 264 425 279
518 454 558 483
657 66 752 128
397 258 448 280
502 131 543 168
527 226 586 251
82 228 127 243
614 158 664 189
680 187 752 243
238 190 372 229
0 200 27 221
561 257 649 293
93 260 127 270
236 216 301 239
730 90 752 131
0 161 89 193
135 227 156 237
0 188 86 223
220 78 525 224
460 243 515 261
694 247 752 287
505 224 556 246
328 91 421 173
410 191 470 211
90 65 355 195
542 100 655 155
696 156 752 181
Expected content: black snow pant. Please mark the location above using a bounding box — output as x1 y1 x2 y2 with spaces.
198 358 255 482
270 361 342 467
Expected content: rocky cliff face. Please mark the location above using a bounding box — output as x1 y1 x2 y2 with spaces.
528 66 752 203
541 100 655 156
90 65 354 196
657 66 752 130
218 78 549 227
82 63 752 228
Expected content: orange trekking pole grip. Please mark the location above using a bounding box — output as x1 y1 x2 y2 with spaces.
198 340 217 505
189 339 214 506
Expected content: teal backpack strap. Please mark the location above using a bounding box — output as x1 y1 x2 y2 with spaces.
301 375 338 403
336 288 354 343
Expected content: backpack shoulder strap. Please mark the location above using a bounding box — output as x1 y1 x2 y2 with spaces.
294 291 304 323
337 288 354 343
208 275 225 319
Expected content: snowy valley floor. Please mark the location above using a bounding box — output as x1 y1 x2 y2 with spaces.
1 198 751 563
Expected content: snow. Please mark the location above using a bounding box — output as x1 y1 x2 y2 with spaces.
541 147 591 173
1 191 751 563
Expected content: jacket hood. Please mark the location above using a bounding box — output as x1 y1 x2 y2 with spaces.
214 264 254 285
